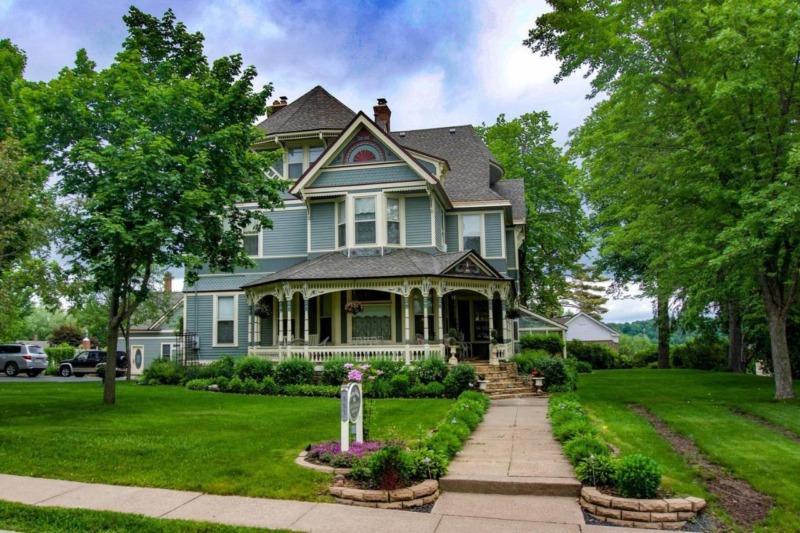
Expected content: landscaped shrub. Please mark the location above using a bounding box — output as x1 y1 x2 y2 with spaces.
44 344 75 369
439 417 470 441
273 358 315 386
282 384 339 397
520 333 564 355
451 403 481 430
509 350 550 374
567 340 618 369
442 363 476 398
227 376 244 394
408 447 448 480
140 359 186 385
321 357 349 385
575 360 593 374
307 441 386 468
415 357 449 384
242 377 260 394
563 434 611 466
671 337 728 371
235 357 274 382
553 416 597 443
369 358 405 380
186 378 213 391
409 383 427 398
424 381 445 398
212 376 230 391
575 454 618 487
368 444 413 490
389 373 411 397
616 454 661 498
427 428 462 459
259 376 279 395
365 378 390 398
530 356 570 389
207 355 237 379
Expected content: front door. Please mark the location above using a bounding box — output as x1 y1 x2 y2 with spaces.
131 345 145 375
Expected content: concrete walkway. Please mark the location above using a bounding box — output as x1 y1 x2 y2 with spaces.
0 397 652 532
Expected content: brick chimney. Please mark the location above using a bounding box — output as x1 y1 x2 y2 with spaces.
164 272 173 293
373 98 391 132
267 96 288 116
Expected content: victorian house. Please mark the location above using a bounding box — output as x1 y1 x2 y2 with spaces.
182 86 526 366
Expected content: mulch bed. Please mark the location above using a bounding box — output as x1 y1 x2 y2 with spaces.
628 405 772 531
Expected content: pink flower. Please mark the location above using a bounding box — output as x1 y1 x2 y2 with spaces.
368 376 376 381
376 370 384 375
360 364 371 371
348 370 363 382
344 363 354 370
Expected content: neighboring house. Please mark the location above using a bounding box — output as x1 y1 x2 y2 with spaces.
516 307 568 357
125 289 184 375
556 312 620 349
182 86 527 365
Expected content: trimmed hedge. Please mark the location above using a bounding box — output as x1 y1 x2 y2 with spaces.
44 344 75 369
567 340 618 370
519 333 564 355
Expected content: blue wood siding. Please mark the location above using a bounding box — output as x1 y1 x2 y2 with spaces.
405 196 431 246
184 294 248 360
309 165 422 188
485 213 503 257
264 209 307 256
445 215 459 252
506 229 517 269
310 202 335 251
415 158 436 174
487 258 508 275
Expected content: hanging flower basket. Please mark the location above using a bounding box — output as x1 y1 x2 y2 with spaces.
254 302 272 318
505 307 522 319
344 301 365 315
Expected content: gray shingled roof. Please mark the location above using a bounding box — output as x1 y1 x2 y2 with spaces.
129 293 184 331
392 126 506 204
257 86 356 135
492 179 527 223
242 249 508 289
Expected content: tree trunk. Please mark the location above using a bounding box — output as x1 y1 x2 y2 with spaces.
656 292 670 369
758 273 797 400
103 294 121 405
727 300 743 373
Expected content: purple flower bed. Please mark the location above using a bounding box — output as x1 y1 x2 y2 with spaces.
307 440 386 467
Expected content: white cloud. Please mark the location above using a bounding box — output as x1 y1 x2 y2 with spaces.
602 284 653 323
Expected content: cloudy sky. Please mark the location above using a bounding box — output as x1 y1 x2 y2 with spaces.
1 0 651 323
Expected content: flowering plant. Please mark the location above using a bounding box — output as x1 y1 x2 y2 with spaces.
307 440 386 467
344 301 365 315
531 370 541 377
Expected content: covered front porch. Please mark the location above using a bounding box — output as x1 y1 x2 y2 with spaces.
241 250 516 366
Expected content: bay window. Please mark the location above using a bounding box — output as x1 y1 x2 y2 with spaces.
386 197 400 245
337 200 347 247
355 197 376 244
287 147 303 179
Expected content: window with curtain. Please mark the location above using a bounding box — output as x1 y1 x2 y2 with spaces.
337 200 347 247
287 147 303 179
217 296 235 344
243 221 260 256
355 197 376 244
462 214 481 254
387 197 400 245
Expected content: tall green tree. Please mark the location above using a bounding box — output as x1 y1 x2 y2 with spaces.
477 112 587 316
561 262 609 320
526 0 800 398
23 8 283 404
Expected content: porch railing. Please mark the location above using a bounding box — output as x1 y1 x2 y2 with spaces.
249 343 446 365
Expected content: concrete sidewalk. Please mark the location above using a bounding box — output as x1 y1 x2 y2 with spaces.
0 397 653 532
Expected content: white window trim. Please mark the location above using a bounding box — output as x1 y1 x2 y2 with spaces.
336 199 347 249
212 294 239 347
385 195 405 247
350 193 378 247
283 143 325 179
459 213 484 256
243 224 262 258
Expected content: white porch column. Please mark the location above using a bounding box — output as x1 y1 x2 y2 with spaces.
278 296 284 359
303 296 310 360
248 304 253 351
437 294 444 345
501 299 508 345
488 295 498 365
403 294 411 365
286 296 293 344
423 292 430 346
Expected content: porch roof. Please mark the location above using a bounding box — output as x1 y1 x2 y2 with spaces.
241 248 510 289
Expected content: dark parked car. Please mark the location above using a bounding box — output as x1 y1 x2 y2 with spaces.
0 343 48 377
59 350 128 378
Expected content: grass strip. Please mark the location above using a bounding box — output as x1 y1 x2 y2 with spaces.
0 499 297 533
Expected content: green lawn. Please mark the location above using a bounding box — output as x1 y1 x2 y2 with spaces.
0 381 453 501
0 500 296 533
579 370 800 532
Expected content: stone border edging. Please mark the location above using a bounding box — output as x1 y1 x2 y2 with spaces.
330 479 439 509
295 451 351 475
580 487 706 530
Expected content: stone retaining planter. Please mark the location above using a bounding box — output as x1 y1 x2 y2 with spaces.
330 479 440 509
580 487 706 530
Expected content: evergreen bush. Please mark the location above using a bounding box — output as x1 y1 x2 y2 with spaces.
235 357 274 382
140 359 186 385
563 434 611 466
567 341 618 369
575 454 617 486
519 333 564 355
389 373 411 397
415 357 449 383
616 455 661 498
273 358 315 386
442 363 476 398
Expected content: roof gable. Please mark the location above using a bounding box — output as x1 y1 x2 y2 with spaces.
256 86 355 136
290 113 444 197
561 312 620 336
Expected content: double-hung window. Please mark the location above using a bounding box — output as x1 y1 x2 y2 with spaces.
462 214 482 254
287 147 303 179
243 222 260 257
216 296 235 345
337 200 347 248
355 197 376 245
386 197 400 245
308 145 324 164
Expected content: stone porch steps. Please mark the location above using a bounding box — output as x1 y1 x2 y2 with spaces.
468 362 536 399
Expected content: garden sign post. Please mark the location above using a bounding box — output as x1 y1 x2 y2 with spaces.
340 382 363 452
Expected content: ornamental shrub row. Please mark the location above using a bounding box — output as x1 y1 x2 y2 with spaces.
548 394 661 498
509 351 578 392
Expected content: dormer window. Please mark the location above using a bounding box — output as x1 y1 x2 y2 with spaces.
462 214 481 254
355 197 376 244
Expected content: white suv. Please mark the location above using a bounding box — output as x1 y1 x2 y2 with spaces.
0 343 48 377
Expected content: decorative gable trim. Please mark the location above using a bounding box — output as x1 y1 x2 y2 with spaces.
290 113 452 208
443 251 505 280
